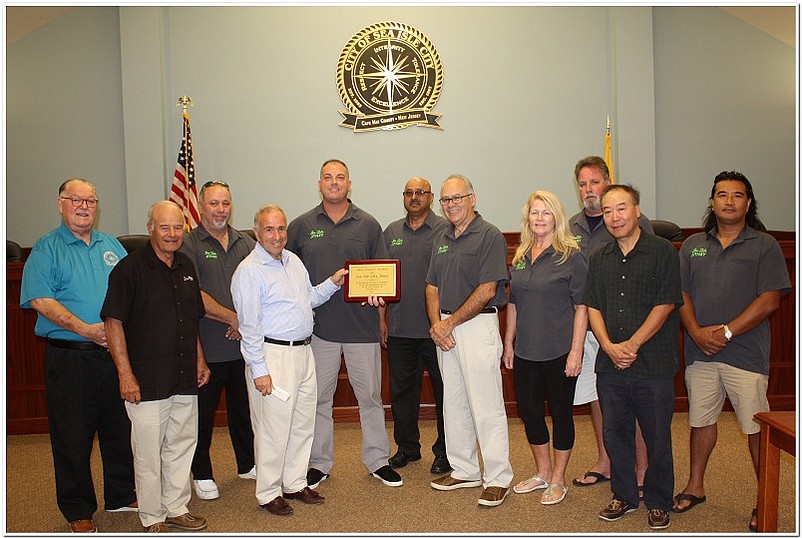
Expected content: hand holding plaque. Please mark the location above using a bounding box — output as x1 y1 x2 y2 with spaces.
343 259 400 303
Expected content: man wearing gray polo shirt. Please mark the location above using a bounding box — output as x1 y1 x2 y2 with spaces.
381 177 450 475
426 174 513 507
672 171 790 532
180 181 256 501
286 159 401 489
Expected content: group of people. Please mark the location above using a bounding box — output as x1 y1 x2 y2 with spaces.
19 157 789 533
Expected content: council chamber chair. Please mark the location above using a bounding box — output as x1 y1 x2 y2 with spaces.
7 240 23 263
116 234 149 254
650 219 684 243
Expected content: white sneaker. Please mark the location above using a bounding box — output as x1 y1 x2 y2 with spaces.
238 466 257 480
193 479 220 500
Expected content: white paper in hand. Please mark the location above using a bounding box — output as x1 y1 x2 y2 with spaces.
271 384 290 401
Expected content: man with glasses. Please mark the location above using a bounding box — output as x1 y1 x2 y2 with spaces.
425 174 513 507
380 177 451 475
287 159 402 489
180 180 256 501
21 178 137 533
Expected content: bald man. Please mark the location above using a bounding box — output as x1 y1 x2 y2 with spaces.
380 177 451 475
102 201 210 533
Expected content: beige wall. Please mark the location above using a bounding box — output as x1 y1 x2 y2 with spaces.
6 6 796 246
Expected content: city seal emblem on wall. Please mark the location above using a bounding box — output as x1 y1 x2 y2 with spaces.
336 21 444 132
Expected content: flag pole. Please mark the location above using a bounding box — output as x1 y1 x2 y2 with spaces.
604 115 616 184
169 95 200 230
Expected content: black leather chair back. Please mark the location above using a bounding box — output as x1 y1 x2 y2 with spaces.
650 220 684 242
7 240 23 263
117 234 150 254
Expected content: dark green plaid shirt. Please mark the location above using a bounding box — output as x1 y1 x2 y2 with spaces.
583 232 682 379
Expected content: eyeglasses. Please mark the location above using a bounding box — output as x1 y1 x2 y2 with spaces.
403 189 432 197
201 180 230 191
439 193 474 205
59 197 99 208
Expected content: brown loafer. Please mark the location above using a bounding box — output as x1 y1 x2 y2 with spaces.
262 496 293 516
284 486 324 504
69 519 97 533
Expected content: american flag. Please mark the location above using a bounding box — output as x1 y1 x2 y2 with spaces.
169 113 200 230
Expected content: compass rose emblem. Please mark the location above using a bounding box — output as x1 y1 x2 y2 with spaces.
336 22 444 132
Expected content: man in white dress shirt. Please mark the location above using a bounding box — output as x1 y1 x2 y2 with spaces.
231 204 347 517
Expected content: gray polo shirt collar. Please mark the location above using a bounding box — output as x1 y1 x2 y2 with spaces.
194 223 247 248
404 209 439 232
313 199 361 224
706 224 757 247
445 211 483 240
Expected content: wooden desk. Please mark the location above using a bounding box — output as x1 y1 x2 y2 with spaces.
754 411 796 532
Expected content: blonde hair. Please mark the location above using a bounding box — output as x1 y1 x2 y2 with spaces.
511 190 579 267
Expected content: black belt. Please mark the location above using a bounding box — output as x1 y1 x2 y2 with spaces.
46 338 104 351
264 336 312 346
440 307 498 315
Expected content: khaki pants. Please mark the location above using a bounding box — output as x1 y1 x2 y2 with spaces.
246 342 317 505
437 313 513 488
125 395 197 527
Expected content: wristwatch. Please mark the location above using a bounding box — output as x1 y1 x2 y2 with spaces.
723 324 732 341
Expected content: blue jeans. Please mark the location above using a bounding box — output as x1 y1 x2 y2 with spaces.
597 372 675 511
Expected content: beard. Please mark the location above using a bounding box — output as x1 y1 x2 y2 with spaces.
583 196 601 213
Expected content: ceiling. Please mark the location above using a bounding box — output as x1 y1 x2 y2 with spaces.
5 5 798 47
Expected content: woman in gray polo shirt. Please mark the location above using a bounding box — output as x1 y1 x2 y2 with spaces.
502 190 588 506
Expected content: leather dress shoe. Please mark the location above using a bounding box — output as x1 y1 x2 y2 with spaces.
262 496 293 516
284 486 324 504
431 455 453 475
69 519 97 533
388 450 421 469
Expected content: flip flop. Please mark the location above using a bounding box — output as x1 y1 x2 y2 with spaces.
572 471 610 487
672 493 707 513
748 508 758 532
540 483 568 505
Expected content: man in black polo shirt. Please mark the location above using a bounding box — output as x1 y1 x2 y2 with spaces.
381 177 450 475
102 201 210 533
582 184 681 531
181 181 256 501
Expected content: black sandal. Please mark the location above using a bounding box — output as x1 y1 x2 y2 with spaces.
748 508 758 532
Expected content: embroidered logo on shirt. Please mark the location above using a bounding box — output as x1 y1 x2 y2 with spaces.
103 251 119 266
513 260 526 271
690 247 707 258
183 275 194 282
437 244 449 254
574 234 583 243
390 238 404 247
309 229 325 239
204 250 219 259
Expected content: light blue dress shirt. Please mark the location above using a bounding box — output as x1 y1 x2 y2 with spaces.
231 244 339 380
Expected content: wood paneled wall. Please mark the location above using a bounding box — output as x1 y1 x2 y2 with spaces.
6 233 795 434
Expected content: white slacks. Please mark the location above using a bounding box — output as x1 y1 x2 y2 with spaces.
246 341 317 505
437 313 513 488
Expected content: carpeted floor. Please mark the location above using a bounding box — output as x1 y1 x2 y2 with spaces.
5 412 797 535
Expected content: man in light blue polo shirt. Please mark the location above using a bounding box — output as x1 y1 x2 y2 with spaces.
21 178 136 533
